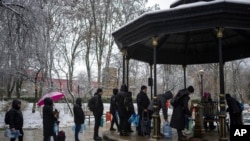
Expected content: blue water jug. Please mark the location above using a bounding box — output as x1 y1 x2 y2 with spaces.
163 121 172 139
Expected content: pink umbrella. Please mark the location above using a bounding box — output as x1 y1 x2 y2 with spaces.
37 91 64 106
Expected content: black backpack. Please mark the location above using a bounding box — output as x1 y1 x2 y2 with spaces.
124 95 133 112
88 95 97 112
4 109 12 125
4 111 10 124
170 90 184 107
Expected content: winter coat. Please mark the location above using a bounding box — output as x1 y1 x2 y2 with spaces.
170 89 191 130
43 97 57 136
136 91 150 116
9 99 23 130
110 95 117 114
116 90 130 117
93 93 104 117
73 98 85 125
148 91 173 120
225 94 243 125
226 94 242 114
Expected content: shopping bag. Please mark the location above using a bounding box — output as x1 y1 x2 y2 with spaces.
134 114 140 127
100 116 104 127
115 111 119 121
71 124 87 133
128 114 140 127
128 114 135 123
188 118 194 136
4 128 22 138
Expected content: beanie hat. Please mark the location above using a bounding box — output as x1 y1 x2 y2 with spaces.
113 88 118 95
187 85 194 93
97 88 103 93
120 84 128 92
141 85 147 91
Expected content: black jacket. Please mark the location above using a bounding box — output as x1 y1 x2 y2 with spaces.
116 90 130 117
9 99 23 130
73 98 85 125
93 93 104 117
136 91 150 116
170 89 191 130
43 97 57 136
110 95 117 114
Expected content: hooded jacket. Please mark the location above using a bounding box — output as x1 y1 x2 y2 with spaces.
73 98 85 124
43 97 57 136
93 92 104 117
9 99 23 130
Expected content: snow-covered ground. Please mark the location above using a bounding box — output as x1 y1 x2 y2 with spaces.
0 101 173 129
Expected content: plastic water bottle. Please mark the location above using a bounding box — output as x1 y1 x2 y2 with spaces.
115 111 119 121
53 123 59 135
163 122 172 139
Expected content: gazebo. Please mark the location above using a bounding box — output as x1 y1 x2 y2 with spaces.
112 0 250 140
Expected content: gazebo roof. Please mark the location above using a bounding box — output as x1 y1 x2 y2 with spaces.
112 0 250 65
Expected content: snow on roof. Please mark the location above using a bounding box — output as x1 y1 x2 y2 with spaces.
113 0 250 33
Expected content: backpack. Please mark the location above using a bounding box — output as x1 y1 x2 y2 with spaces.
170 90 184 107
4 110 12 125
88 95 97 112
4 109 17 124
124 95 133 112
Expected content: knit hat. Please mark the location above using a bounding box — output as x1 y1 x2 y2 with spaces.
113 88 118 95
120 84 128 92
141 85 147 91
187 85 194 93
97 88 103 93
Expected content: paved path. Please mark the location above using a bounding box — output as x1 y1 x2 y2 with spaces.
0 122 228 141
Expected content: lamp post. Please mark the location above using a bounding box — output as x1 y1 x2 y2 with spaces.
199 70 204 98
151 37 160 139
193 70 205 138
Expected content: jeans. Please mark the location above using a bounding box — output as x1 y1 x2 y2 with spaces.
75 124 81 141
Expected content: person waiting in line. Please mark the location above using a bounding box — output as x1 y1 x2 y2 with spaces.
225 93 243 127
92 88 104 141
8 99 24 141
170 85 194 141
73 98 85 141
136 85 150 136
115 84 130 136
43 97 58 141
109 88 120 132
125 91 135 133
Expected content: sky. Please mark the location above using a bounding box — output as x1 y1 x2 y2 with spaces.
147 0 177 9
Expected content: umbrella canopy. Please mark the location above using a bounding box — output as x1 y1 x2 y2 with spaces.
37 92 64 106
112 0 250 65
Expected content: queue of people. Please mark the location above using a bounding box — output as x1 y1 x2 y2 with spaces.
4 84 245 141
